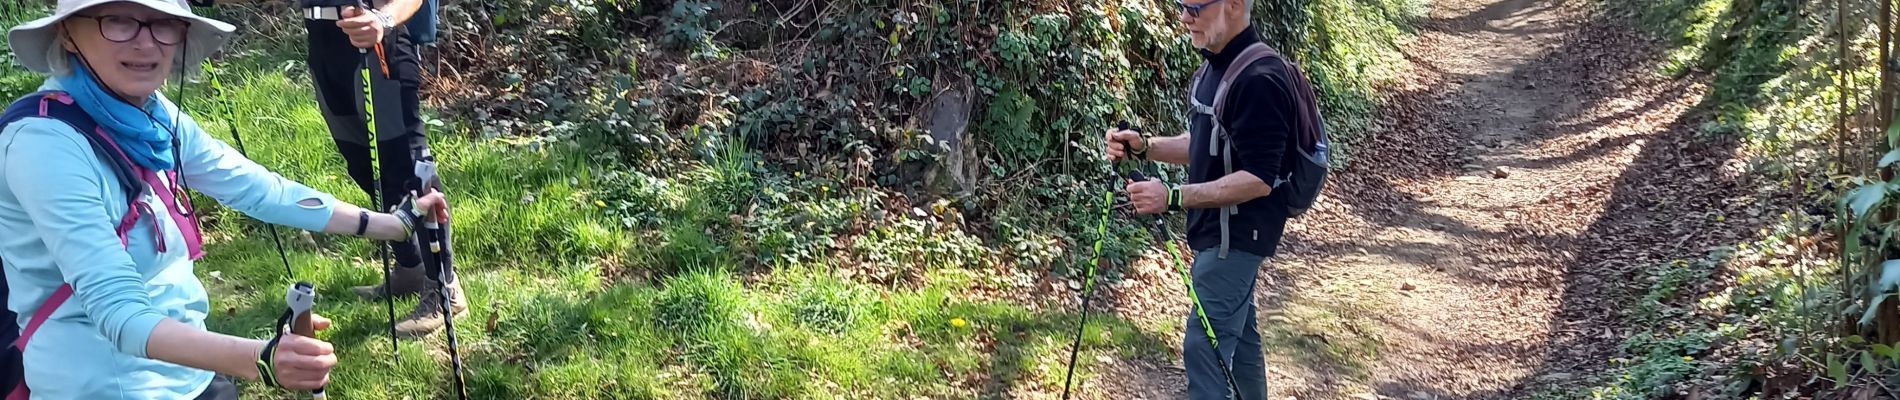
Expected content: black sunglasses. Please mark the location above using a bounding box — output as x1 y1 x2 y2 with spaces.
68 14 191 46
1176 0 1228 18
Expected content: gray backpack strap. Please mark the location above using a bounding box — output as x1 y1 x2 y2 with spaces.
1206 43 1280 259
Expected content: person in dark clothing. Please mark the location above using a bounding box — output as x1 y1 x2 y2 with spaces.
1104 0 1299 397
198 0 464 337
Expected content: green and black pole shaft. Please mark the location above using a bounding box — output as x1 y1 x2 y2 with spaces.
411 146 470 400
1115 121 1244 399
349 0 402 358
1059 175 1117 400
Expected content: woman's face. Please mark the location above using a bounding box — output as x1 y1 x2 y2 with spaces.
59 2 188 102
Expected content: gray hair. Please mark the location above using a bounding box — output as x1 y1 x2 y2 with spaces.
44 28 71 76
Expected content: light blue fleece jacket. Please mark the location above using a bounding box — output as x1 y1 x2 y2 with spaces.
0 79 337 399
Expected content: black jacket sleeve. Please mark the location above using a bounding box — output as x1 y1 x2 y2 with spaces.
1217 59 1296 185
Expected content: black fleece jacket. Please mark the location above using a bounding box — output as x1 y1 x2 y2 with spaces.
1183 25 1298 257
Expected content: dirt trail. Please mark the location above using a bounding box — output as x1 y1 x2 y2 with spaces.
1088 0 1751 398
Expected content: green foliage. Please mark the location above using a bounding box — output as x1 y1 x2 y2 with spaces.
783 274 874 334
662 1 722 58
853 215 990 271
685 138 760 214
981 86 1044 170
1591 332 1715 399
732 88 807 147
596 170 677 228
654 271 746 333
566 0 644 57
688 323 810 399
0 3 50 97
1575 253 1750 399
745 189 880 266
1608 0 1895 392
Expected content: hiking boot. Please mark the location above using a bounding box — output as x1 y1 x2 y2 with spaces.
394 278 468 338
352 263 429 300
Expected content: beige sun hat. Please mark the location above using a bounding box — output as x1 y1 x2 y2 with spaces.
7 0 235 74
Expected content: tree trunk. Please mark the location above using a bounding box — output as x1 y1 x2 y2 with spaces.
1838 0 1850 176
1876 0 1900 345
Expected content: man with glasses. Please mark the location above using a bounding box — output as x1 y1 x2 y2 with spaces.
192 0 466 337
1104 0 1303 398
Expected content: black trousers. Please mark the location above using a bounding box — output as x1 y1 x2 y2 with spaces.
191 375 237 400
304 16 427 268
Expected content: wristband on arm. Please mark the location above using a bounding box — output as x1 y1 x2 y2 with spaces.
389 195 420 238
1168 184 1183 212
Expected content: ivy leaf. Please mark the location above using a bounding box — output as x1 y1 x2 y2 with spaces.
1865 351 1883 375
1829 353 1849 389
1844 183 1890 219
1881 150 1900 168
1889 117 1900 147
1883 343 1900 361
1878 260 1900 293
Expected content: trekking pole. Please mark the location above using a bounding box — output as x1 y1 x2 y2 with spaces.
411 145 471 400
1059 183 1116 400
345 2 403 358
1060 120 1149 399
283 282 326 399
1129 170 1243 399
1119 122 1244 399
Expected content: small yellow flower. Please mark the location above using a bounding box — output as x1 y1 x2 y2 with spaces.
595 200 607 208
950 317 968 328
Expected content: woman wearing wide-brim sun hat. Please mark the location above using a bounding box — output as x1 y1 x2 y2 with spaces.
0 0 449 399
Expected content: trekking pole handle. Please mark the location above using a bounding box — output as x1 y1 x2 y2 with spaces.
285 282 326 399
412 148 444 230
1112 120 1148 161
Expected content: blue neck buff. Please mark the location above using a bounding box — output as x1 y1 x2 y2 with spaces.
54 54 177 171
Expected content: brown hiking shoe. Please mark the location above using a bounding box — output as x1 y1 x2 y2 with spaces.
352 263 430 300
394 278 469 338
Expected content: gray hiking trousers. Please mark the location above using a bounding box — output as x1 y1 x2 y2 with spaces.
1183 248 1268 400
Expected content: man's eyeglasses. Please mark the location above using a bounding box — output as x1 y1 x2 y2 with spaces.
1176 0 1228 18
69 15 191 46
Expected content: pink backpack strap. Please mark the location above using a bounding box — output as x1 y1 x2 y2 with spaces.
13 284 71 350
4 379 21 400
8 284 72 400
